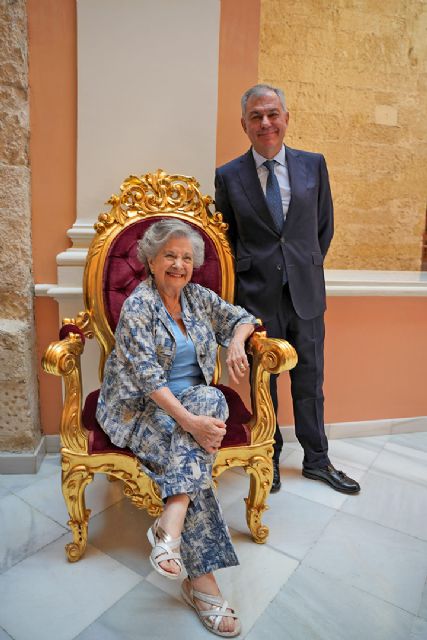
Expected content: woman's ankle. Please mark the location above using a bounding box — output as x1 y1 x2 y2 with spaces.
190 572 220 595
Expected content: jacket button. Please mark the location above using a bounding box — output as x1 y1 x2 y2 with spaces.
280 238 285 245
276 264 282 270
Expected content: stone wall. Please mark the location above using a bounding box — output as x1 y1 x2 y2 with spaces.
259 0 427 269
0 0 41 451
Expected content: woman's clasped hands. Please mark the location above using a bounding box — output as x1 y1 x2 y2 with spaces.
185 414 227 454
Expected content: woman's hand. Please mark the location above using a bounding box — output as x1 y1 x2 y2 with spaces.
150 387 226 454
226 323 255 384
185 414 227 454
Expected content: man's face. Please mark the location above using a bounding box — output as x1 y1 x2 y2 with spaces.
241 91 289 159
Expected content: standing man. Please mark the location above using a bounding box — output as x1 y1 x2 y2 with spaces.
215 84 360 494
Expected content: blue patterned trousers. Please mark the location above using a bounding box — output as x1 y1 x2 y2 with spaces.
129 385 239 578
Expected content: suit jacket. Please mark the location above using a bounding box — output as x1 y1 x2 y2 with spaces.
96 277 256 448
215 146 334 321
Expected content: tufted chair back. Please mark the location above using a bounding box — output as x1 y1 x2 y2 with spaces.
103 217 222 333
83 172 235 382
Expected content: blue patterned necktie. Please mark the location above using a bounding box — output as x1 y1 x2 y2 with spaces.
264 160 284 233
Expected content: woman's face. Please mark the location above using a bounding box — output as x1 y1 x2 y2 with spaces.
148 235 194 297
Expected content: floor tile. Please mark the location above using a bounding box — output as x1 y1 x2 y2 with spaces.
327 435 387 470
388 432 427 454
418 577 427 620
0 493 66 573
88 497 153 576
246 564 415 640
0 455 61 493
0 485 11 500
148 529 299 635
303 512 427 615
0 538 142 640
2 432 427 640
224 486 336 561
280 449 366 510
75 579 212 640
16 471 124 528
342 469 427 541
411 617 427 640
371 446 427 487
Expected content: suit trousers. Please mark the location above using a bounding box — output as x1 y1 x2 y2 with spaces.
264 284 330 470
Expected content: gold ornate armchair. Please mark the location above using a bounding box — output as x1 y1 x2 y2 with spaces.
42 170 297 562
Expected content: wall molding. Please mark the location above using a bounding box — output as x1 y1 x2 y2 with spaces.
35 267 427 299
326 269 427 296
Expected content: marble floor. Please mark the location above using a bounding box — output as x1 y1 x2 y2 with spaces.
1 432 427 640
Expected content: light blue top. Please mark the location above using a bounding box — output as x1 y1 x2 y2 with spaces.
167 316 204 395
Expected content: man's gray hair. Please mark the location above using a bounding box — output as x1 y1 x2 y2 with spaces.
137 218 205 271
241 84 287 115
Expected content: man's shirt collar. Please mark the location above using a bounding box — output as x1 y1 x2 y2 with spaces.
252 145 286 169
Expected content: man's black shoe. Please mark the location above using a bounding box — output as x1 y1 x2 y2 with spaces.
271 459 282 493
302 464 360 494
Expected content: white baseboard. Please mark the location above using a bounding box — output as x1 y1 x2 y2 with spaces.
281 415 427 442
0 438 46 474
1 418 426 474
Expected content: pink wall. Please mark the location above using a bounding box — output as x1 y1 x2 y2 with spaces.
28 0 77 435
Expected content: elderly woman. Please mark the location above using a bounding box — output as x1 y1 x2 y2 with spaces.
96 219 258 637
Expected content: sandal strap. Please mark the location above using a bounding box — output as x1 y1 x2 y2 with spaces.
191 588 226 608
154 521 181 547
189 586 238 632
152 546 182 563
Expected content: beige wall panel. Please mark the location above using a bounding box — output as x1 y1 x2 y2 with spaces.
258 0 427 270
77 0 220 221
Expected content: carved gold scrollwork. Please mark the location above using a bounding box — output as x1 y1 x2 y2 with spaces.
62 461 94 562
244 454 274 544
92 170 232 257
247 331 298 444
62 311 94 339
213 447 274 544
42 334 88 453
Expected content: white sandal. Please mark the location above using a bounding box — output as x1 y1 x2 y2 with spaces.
146 518 183 580
181 577 241 637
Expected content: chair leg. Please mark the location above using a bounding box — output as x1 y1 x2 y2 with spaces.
244 455 273 544
62 464 94 562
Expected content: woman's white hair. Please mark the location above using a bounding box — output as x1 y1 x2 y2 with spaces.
137 219 205 272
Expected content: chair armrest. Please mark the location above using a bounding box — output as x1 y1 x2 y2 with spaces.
246 329 298 445
42 314 93 454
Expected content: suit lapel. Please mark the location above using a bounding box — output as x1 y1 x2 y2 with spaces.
238 149 280 234
285 146 307 221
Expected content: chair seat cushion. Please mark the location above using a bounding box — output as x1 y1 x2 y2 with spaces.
82 385 251 455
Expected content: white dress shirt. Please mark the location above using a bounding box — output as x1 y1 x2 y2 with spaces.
252 145 291 222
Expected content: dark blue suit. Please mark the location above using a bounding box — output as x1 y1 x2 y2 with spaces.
215 146 334 469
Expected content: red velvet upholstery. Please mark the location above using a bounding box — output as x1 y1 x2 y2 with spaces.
59 324 86 344
82 386 251 455
103 217 222 331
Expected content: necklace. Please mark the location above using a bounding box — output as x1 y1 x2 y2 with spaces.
163 298 182 320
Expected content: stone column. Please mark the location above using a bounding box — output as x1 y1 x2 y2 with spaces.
0 0 41 463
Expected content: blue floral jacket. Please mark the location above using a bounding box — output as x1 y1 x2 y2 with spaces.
96 277 257 448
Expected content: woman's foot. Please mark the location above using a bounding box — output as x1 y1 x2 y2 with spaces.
181 575 240 636
147 518 182 579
